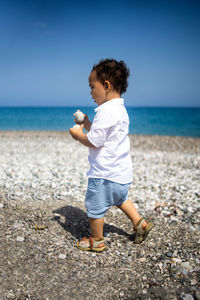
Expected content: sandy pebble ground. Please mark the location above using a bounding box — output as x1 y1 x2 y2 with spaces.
0 131 200 300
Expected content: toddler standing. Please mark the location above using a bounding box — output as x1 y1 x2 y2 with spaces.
69 58 153 251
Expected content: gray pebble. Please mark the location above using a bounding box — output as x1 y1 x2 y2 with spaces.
195 291 200 300
181 294 194 300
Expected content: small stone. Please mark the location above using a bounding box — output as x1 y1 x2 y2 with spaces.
61 191 68 196
189 225 196 232
142 289 148 294
34 224 48 230
15 191 23 197
140 257 146 262
166 252 173 257
104 232 109 237
73 110 85 123
53 213 61 220
181 293 194 300
143 275 147 281
16 236 24 242
50 183 57 188
0 203 4 208
182 269 188 275
58 254 66 259
181 261 193 272
158 262 163 270
187 207 193 213
119 291 125 297
172 258 182 264
190 279 197 285
195 291 200 300
13 222 24 229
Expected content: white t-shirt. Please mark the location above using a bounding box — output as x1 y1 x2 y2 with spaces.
87 98 133 184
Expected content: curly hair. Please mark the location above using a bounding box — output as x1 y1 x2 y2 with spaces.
92 58 130 95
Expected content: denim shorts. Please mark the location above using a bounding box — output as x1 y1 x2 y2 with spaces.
85 178 131 219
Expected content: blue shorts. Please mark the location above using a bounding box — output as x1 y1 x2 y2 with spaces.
85 178 131 219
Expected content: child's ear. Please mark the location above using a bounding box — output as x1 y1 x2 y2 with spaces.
104 80 111 91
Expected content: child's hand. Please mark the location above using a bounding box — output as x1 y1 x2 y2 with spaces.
82 114 92 131
69 124 84 141
69 123 95 148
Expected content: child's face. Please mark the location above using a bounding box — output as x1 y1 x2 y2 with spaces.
88 71 107 106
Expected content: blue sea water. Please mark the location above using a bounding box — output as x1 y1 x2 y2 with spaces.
0 107 199 137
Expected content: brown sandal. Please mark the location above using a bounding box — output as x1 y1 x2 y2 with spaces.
77 237 107 252
133 218 154 244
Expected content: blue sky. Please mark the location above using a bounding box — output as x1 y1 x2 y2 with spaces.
0 0 200 107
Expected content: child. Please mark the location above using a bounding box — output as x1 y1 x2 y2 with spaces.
69 58 153 252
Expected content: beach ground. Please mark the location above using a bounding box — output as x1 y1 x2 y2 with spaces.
0 132 199 300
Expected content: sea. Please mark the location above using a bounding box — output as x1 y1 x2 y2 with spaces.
0 107 200 137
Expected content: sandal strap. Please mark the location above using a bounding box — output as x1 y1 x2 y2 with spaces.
89 237 94 248
89 237 105 248
134 218 146 233
135 218 145 227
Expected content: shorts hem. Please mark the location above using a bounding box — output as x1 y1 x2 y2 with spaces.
87 212 106 219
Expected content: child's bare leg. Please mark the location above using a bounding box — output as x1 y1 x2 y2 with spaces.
117 199 147 228
89 217 104 240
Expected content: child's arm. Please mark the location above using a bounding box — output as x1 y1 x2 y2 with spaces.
69 125 95 148
83 114 92 131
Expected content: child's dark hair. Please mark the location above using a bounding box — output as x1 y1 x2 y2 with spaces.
92 58 130 94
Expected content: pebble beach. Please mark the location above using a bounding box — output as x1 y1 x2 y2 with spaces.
0 131 200 300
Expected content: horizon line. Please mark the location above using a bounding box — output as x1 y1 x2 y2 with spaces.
0 105 200 109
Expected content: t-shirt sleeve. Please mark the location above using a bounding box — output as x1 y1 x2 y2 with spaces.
87 110 117 148
87 127 108 148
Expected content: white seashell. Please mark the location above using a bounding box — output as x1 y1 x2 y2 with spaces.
73 124 81 129
73 110 85 123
